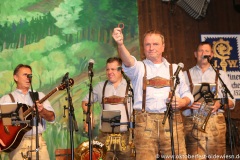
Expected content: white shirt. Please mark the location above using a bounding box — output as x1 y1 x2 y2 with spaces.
122 56 194 113
183 65 235 116
0 89 55 135
83 78 133 132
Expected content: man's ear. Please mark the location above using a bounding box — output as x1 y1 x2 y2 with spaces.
13 75 18 82
194 51 197 58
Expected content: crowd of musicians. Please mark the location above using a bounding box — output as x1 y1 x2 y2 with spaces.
0 26 236 160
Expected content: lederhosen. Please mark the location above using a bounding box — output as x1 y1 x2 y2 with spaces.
184 70 227 159
133 62 188 159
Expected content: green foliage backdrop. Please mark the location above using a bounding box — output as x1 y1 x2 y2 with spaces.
0 0 139 159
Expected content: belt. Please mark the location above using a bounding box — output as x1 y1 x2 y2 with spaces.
134 110 180 115
24 133 42 138
99 130 129 135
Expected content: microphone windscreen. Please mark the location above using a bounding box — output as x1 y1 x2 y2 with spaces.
117 66 122 71
178 62 184 69
88 59 95 64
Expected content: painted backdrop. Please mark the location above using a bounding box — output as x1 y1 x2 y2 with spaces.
0 0 139 159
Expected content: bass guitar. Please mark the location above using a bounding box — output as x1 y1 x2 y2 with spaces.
0 79 74 152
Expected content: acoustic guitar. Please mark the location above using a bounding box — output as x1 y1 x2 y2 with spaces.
0 79 74 152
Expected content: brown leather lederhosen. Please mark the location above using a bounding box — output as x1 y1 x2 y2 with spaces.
142 62 174 112
186 69 219 115
102 80 131 122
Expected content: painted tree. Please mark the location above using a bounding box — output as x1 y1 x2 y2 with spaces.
51 0 83 43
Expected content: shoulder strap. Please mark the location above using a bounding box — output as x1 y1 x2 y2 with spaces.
186 70 194 115
187 70 193 92
124 83 130 121
215 69 219 98
9 94 15 103
142 61 147 112
168 64 174 98
102 80 108 110
29 91 39 103
169 64 173 90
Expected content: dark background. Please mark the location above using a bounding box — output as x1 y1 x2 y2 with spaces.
137 0 240 152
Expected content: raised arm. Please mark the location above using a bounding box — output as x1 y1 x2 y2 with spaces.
112 27 135 67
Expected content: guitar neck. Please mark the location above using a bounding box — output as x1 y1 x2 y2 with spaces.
23 87 59 117
39 87 59 104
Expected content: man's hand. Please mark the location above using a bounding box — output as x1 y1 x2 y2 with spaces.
36 101 44 112
83 121 89 133
210 100 221 113
170 96 190 109
189 102 202 110
112 27 124 46
34 101 55 121
83 113 94 133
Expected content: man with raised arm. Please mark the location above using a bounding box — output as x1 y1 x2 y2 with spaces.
112 28 193 160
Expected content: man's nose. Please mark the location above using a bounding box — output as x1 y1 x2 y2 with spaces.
149 44 154 50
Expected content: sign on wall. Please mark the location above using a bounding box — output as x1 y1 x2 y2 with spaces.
201 34 240 99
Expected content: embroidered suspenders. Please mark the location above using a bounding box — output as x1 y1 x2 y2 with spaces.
102 80 130 121
142 62 174 112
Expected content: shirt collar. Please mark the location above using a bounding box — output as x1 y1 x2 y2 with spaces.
195 64 213 71
107 78 127 86
145 57 170 67
15 88 33 95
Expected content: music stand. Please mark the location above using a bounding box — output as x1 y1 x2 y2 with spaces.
0 103 24 126
101 110 121 133
192 83 216 102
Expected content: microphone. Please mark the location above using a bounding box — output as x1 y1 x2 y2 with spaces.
202 55 211 59
117 66 131 82
202 55 211 63
62 72 69 83
173 63 184 78
88 59 95 75
27 74 32 79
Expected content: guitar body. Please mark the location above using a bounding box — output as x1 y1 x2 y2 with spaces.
0 104 32 152
0 78 74 152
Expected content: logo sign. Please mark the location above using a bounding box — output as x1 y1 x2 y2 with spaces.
201 34 240 99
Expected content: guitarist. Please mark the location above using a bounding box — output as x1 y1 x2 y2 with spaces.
0 64 55 160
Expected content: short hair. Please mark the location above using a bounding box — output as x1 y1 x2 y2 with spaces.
106 57 122 66
13 64 32 75
143 30 165 44
197 41 212 50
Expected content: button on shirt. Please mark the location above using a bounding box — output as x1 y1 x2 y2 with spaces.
0 89 55 135
183 65 235 116
83 78 132 132
122 56 194 113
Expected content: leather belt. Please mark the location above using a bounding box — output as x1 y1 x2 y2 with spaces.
134 110 181 115
146 76 170 88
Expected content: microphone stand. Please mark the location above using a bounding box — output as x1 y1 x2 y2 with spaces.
162 75 180 160
86 70 94 160
29 77 40 160
208 59 235 159
63 72 78 160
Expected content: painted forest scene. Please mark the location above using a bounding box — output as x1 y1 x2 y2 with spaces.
0 0 139 159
